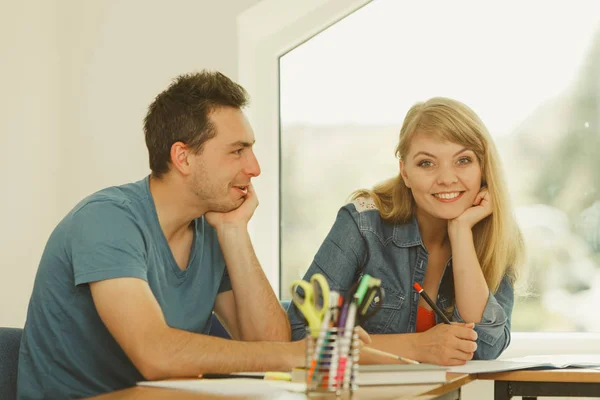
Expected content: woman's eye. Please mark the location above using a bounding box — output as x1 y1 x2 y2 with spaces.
457 157 472 165
417 160 433 167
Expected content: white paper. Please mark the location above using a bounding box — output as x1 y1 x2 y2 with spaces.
448 360 538 374
448 354 600 374
138 378 306 399
505 354 600 369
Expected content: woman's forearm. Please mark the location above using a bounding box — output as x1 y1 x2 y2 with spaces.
448 223 489 323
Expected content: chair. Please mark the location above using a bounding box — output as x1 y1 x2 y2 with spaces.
0 327 23 400
209 301 291 339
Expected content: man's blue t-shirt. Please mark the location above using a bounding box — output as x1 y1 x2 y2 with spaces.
17 177 231 399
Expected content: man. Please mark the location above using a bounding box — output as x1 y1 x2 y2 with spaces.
17 71 305 399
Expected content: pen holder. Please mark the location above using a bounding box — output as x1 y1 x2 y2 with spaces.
305 326 360 397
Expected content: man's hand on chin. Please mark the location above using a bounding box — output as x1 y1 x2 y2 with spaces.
205 184 258 231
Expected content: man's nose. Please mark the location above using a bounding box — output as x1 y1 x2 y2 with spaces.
244 150 261 177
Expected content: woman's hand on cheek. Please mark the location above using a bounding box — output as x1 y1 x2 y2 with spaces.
449 187 493 231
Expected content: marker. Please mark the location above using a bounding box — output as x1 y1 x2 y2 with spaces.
413 282 451 324
339 297 358 389
264 372 292 381
308 304 333 382
353 274 373 305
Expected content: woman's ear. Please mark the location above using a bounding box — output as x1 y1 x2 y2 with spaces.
399 159 411 188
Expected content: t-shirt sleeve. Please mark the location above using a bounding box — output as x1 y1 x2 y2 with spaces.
68 200 148 286
217 268 232 293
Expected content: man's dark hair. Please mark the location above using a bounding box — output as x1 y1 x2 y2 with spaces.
144 70 249 177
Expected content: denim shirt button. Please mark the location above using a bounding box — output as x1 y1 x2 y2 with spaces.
479 332 495 345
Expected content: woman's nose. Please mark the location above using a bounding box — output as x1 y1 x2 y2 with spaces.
436 168 458 185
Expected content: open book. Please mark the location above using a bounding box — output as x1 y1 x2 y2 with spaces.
448 354 600 374
292 363 447 386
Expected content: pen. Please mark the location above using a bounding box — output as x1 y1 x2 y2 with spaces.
361 346 420 364
201 373 263 379
413 282 451 324
201 372 291 381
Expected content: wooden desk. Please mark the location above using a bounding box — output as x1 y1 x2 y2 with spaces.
90 373 474 400
478 369 600 400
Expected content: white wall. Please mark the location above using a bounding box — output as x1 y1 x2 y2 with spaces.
0 0 61 328
0 0 261 328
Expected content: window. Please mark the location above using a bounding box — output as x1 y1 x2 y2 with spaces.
279 0 600 332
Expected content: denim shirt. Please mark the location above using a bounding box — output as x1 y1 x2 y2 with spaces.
287 197 514 360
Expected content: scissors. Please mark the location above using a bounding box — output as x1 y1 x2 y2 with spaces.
290 273 330 335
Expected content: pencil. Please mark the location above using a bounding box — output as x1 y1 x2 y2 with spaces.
413 282 451 324
362 346 420 364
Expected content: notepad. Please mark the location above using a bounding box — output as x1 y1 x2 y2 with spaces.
292 363 447 386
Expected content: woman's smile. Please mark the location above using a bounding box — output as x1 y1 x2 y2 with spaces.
432 191 465 203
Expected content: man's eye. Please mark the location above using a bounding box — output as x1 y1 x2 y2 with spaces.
417 160 433 167
233 149 243 155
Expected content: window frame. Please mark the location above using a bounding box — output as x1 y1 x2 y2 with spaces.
237 0 371 297
236 0 600 353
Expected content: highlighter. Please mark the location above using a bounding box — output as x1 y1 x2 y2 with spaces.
264 372 292 381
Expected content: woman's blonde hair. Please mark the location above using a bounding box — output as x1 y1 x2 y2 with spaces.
352 97 524 292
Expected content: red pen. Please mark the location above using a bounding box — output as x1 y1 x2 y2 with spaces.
413 282 451 324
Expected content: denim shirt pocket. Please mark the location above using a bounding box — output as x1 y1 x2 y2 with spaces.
361 284 406 333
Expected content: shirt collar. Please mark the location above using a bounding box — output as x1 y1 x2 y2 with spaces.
392 214 424 247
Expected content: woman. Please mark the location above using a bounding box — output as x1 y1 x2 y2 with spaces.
288 97 524 365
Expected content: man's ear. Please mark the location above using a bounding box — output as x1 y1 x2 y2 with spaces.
399 159 411 188
170 142 192 176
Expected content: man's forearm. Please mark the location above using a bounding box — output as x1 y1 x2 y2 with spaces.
217 227 291 341
141 327 301 380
